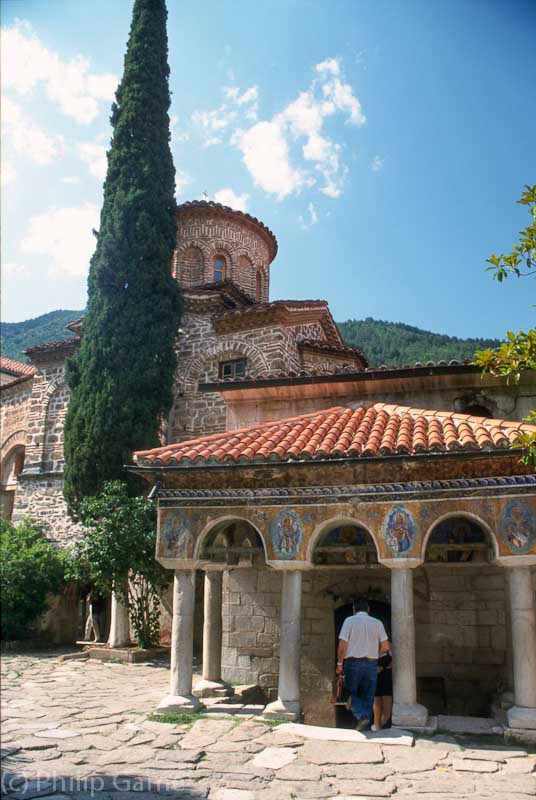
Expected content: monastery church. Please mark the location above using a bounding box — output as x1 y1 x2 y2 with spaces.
2 200 536 736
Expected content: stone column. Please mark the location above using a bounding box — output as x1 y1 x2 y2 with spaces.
158 570 202 712
387 560 428 727
107 590 130 647
505 563 536 731
264 570 302 721
193 570 232 697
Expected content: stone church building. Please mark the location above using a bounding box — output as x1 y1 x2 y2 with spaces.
2 200 536 737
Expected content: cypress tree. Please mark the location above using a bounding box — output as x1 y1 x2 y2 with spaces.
63 0 182 510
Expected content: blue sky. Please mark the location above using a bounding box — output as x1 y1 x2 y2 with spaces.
2 0 534 338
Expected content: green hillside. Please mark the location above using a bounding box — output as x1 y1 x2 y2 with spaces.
338 317 501 366
1 309 82 363
1 308 501 367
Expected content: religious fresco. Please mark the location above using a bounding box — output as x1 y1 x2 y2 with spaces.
382 506 416 555
500 499 535 554
314 524 377 565
270 509 304 560
426 517 489 563
159 510 194 558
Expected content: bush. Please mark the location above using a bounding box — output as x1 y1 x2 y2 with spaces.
0 517 66 640
68 481 168 649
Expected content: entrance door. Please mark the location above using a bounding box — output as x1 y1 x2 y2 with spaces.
334 599 391 728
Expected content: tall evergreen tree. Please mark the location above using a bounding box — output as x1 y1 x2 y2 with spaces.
63 0 182 510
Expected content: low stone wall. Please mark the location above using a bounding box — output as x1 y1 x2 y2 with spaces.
221 564 514 725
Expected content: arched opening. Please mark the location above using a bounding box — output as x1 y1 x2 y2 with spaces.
424 515 494 563
198 518 266 567
213 255 226 283
1 445 25 520
176 246 204 286
312 522 378 566
255 269 263 301
417 514 506 718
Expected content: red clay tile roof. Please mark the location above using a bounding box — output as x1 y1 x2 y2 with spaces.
134 403 535 467
0 357 36 377
24 337 80 356
176 200 278 260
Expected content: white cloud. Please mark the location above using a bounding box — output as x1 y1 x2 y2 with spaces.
21 204 100 278
196 58 365 201
316 58 340 77
214 188 249 211
2 95 62 165
1 159 16 186
2 262 28 277
1 21 117 125
193 84 258 146
233 121 307 200
371 155 384 172
299 201 319 230
175 169 189 196
62 176 80 184
77 141 107 179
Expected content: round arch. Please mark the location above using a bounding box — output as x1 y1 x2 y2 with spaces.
307 516 380 564
180 340 270 392
194 514 268 563
1 429 27 466
173 242 206 284
206 242 235 282
422 511 499 562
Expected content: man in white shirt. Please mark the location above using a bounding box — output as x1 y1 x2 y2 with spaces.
336 596 390 731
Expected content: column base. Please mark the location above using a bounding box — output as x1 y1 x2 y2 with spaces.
157 694 204 713
193 679 233 698
507 705 536 730
392 702 428 728
263 698 301 722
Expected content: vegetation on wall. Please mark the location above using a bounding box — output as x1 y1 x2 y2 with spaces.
67 481 167 648
0 517 66 640
62 0 182 510
474 184 536 467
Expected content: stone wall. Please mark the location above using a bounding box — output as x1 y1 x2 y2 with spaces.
175 211 272 302
169 312 341 441
13 474 81 545
221 565 515 725
226 375 536 431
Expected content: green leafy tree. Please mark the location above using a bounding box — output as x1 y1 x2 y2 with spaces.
68 481 167 648
474 185 536 467
0 518 66 640
63 0 182 510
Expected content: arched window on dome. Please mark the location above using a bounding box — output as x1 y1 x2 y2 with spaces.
213 255 226 283
256 270 263 301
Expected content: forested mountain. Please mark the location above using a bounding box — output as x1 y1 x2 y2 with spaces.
1 309 501 367
1 310 81 363
339 318 501 366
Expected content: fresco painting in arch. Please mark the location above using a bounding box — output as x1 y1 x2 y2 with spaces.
382 505 416 555
271 509 304 559
159 509 194 558
426 516 489 562
500 499 535 554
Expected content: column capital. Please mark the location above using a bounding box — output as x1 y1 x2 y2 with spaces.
266 560 311 571
495 555 536 568
380 558 423 570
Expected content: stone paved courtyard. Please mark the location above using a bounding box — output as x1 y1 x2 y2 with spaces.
1 653 535 800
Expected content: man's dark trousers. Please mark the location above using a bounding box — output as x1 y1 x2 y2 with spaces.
343 657 378 721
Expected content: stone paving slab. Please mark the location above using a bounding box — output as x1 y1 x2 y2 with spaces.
2 653 536 800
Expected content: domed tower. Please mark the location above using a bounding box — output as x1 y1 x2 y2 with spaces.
173 200 278 303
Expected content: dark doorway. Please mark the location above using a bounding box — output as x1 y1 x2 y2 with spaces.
334 598 391 728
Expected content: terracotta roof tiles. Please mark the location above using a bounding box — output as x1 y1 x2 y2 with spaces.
134 402 535 467
0 357 35 377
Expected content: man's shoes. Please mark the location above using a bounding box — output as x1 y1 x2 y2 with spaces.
355 717 370 732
